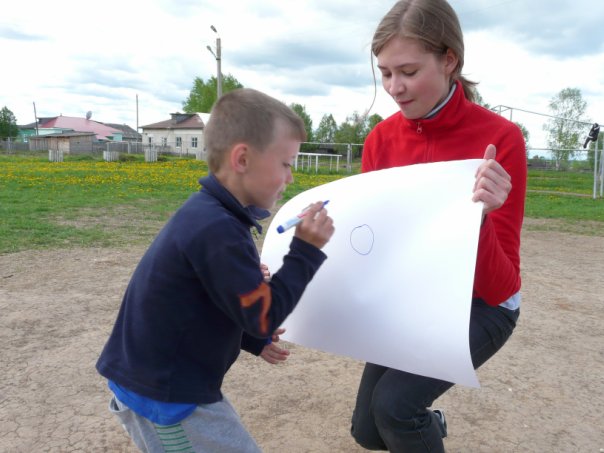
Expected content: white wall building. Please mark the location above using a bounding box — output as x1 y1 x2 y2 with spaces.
141 112 210 155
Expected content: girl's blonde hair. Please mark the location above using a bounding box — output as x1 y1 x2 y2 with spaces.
372 0 477 102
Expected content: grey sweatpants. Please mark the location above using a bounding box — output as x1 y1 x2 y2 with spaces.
109 394 262 453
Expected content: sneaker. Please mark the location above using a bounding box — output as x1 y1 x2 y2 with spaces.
433 409 448 438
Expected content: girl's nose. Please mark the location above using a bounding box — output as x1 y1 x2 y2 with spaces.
387 74 405 97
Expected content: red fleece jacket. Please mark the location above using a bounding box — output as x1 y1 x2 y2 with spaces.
362 82 526 306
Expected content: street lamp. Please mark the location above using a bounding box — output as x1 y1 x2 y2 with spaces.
206 25 222 99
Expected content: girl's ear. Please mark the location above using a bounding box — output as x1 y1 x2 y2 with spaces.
229 143 249 173
444 48 459 76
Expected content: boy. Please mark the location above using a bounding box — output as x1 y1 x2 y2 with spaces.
96 88 334 452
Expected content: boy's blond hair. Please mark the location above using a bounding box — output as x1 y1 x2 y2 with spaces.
204 88 307 172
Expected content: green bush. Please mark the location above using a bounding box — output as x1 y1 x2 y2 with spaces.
118 153 138 162
68 154 97 162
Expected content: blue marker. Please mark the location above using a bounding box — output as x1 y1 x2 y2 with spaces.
276 200 330 234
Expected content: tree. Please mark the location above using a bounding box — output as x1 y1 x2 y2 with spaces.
543 88 589 169
366 113 384 133
472 88 491 110
334 111 371 157
182 74 243 113
314 114 337 144
0 106 19 140
289 103 313 143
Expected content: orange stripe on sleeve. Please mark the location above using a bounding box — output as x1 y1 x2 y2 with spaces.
239 282 272 336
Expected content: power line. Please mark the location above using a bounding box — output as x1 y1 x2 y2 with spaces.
491 105 594 127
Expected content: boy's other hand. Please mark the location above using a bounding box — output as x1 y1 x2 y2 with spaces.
260 328 290 364
294 201 334 249
260 263 271 282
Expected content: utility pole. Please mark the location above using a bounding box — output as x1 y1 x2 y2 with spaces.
136 94 139 139
207 25 222 99
33 102 39 135
584 123 601 199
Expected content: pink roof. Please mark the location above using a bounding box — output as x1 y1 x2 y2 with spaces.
38 116 122 140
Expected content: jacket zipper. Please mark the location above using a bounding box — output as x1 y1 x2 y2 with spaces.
415 121 431 162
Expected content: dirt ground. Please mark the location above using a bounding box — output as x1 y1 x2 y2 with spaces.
1 220 603 453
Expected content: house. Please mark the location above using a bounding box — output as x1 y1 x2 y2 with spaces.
140 112 209 155
26 115 123 141
102 123 141 142
28 132 96 154
19 122 64 143
19 115 141 143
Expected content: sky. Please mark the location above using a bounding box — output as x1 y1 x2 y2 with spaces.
2 0 604 149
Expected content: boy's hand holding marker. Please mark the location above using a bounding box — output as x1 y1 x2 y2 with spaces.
278 200 334 249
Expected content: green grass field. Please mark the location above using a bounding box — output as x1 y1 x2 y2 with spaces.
1 153 602 254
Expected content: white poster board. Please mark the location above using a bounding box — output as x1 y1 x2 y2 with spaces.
261 159 484 387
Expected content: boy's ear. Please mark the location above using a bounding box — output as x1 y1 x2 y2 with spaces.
229 143 249 173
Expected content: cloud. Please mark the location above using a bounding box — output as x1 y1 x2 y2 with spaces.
0 25 45 41
66 59 143 88
3 0 604 139
230 38 361 69
456 0 604 58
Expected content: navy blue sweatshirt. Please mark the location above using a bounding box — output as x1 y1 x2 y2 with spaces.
96 174 327 404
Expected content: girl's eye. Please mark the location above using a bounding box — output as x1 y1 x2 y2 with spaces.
402 70 417 76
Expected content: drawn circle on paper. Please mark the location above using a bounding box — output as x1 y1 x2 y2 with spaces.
350 224 374 255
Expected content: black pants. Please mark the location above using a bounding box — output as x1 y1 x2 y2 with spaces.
350 298 520 452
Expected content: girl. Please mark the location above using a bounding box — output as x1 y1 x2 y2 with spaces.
350 1 526 451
